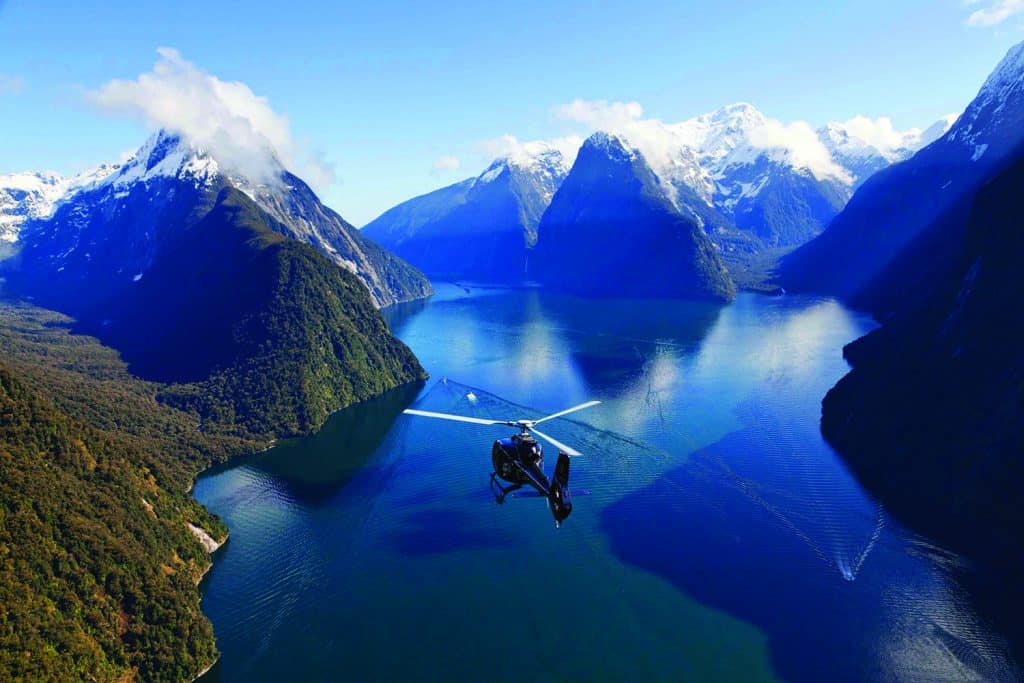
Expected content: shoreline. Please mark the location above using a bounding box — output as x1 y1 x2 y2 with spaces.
182 377 425 681
191 656 219 682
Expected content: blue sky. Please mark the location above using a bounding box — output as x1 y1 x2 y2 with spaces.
1 0 1022 224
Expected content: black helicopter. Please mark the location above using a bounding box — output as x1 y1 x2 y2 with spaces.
402 400 600 526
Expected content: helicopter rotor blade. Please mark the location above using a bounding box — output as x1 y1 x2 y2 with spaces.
402 409 505 426
531 400 601 426
529 426 582 457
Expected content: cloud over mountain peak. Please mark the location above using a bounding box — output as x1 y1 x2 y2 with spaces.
87 48 333 189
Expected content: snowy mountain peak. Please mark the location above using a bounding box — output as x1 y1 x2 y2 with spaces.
1 164 120 244
584 130 635 158
697 102 768 129
979 39 1024 99
479 139 574 186
919 113 960 147
105 129 220 190
947 39 1024 161
818 114 956 166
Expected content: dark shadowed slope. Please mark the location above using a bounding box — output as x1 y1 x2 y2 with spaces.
821 150 1024 574
778 40 1024 301
362 146 568 281
533 132 735 301
81 188 426 438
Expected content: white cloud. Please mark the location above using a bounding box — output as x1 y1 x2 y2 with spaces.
834 115 914 153
477 133 583 168
552 99 644 129
430 155 461 173
87 48 333 189
966 0 1024 26
553 97 849 182
552 99 693 177
0 74 24 95
746 119 851 182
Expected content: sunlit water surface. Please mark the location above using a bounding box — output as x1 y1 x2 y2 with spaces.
195 285 1021 682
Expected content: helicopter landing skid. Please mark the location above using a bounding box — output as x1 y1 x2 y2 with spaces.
489 472 523 504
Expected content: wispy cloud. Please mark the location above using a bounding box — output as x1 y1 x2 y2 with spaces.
86 48 334 189
745 119 849 181
0 74 25 95
430 155 461 173
965 0 1024 26
553 98 849 182
476 134 583 168
552 99 645 129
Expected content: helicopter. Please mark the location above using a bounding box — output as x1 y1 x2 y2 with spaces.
402 400 601 526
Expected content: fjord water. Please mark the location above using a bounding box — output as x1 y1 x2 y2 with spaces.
194 285 1020 682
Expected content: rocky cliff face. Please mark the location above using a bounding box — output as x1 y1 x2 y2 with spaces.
779 40 1024 301
5 131 431 308
362 142 570 281
821 148 1024 569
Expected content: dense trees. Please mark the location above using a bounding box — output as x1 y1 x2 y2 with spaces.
0 192 427 680
0 360 220 681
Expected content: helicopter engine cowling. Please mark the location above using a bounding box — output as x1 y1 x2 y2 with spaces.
492 437 542 484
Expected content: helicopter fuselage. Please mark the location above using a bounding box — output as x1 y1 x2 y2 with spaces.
491 433 572 524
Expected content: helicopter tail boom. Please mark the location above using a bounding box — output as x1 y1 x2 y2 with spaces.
547 452 573 525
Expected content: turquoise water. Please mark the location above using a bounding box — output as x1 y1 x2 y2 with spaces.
195 285 1021 681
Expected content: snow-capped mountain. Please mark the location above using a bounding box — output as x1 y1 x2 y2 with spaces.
947 39 1024 163
780 39 1024 301
362 141 571 280
533 131 735 300
817 114 958 188
366 102 953 278
0 165 119 245
6 130 431 310
608 103 956 248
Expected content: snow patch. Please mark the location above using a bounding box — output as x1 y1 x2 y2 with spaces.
478 164 505 183
0 164 120 243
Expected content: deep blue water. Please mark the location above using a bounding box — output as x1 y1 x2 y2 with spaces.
194 284 1021 681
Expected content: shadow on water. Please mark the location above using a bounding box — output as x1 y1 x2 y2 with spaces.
200 381 423 504
601 395 1023 683
382 295 432 332
837 450 1024 669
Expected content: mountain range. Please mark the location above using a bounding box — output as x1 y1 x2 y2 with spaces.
363 140 569 280
791 40 1024 603
362 103 954 289
532 132 735 300
2 131 431 308
778 41 1024 303
821 137 1024 581
1 130 429 438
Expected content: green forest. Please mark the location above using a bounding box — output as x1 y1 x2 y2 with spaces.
0 262 423 682
0 303 249 681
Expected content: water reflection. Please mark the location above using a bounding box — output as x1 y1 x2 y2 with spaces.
195 287 1021 682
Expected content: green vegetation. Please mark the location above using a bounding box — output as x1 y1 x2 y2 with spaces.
84 188 426 440
0 190 428 681
0 303 254 682
718 246 794 293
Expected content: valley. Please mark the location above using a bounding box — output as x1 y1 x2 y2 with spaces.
2 9 1024 682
